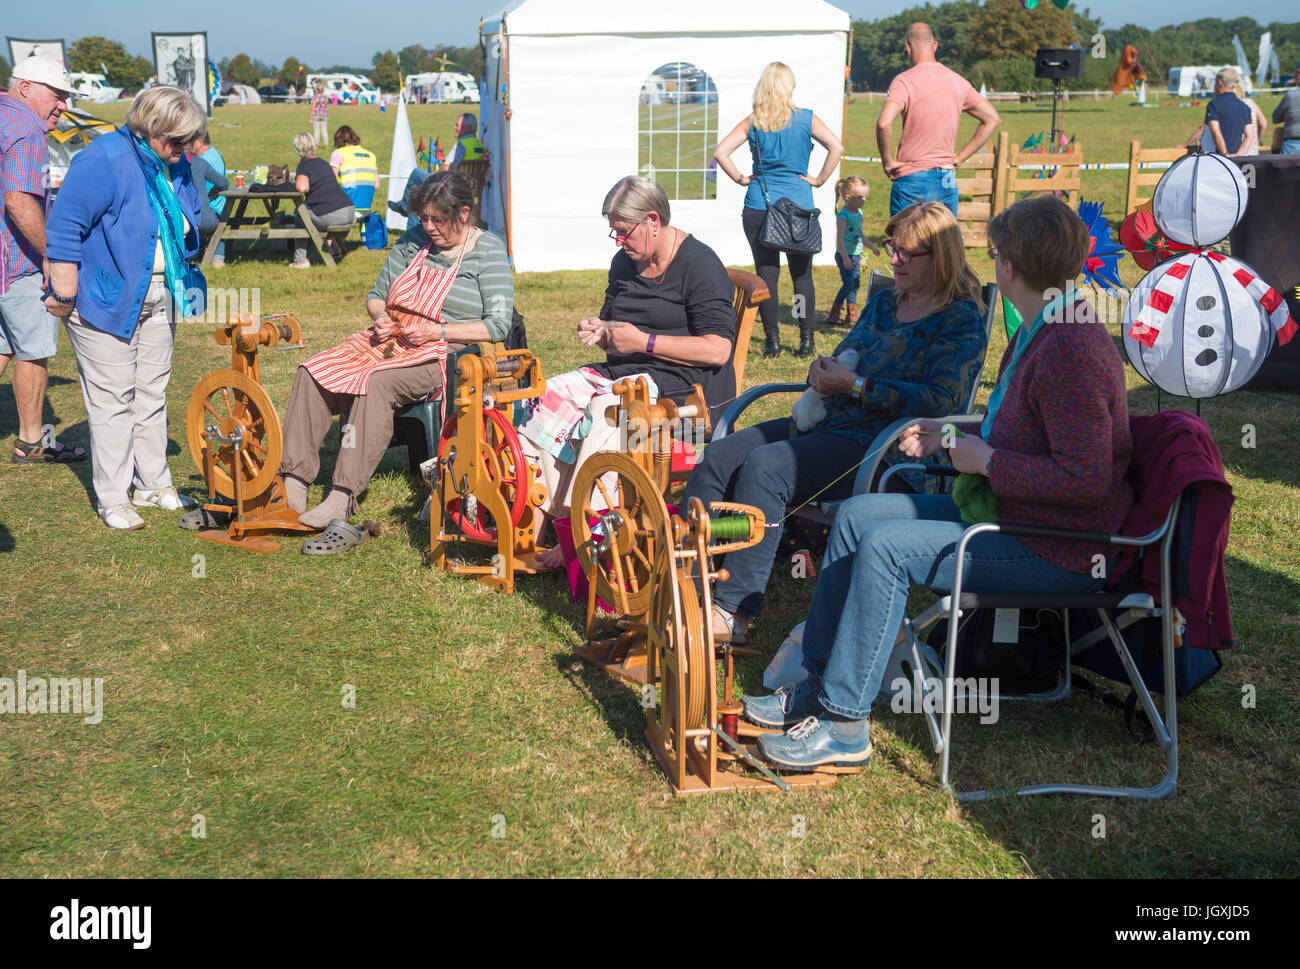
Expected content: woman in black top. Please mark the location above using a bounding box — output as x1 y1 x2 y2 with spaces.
290 131 354 267
524 175 737 566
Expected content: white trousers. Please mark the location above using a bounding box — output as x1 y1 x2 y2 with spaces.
63 277 177 508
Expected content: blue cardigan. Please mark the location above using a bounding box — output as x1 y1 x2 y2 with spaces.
46 129 202 338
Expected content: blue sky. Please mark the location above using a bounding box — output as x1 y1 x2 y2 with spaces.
6 1 1296 68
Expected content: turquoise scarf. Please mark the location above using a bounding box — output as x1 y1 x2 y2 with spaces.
135 136 189 309
980 291 1067 439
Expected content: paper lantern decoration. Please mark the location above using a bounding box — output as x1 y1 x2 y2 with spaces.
1152 152 1249 247
1078 200 1126 292
1124 250 1296 397
1119 209 1196 271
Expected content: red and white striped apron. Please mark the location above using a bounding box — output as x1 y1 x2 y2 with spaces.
303 229 479 396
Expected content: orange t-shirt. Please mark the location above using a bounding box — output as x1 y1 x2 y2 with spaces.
885 62 982 178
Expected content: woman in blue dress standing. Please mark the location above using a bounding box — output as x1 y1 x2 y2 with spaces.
714 62 844 357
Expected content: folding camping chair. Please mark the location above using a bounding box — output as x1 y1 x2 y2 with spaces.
875 458 1187 800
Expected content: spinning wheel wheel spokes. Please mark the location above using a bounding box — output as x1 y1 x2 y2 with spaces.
186 369 284 499
649 547 709 734
437 407 530 543
571 452 667 617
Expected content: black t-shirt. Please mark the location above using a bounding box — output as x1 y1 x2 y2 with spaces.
586 234 736 422
295 156 352 214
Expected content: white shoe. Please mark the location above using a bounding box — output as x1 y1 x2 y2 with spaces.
290 260 311 269
99 503 145 531
132 486 197 511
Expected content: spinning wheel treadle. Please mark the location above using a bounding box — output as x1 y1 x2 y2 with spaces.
187 369 283 500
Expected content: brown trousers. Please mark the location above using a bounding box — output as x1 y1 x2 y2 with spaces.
280 355 456 511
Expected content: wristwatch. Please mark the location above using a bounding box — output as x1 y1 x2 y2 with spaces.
852 375 868 401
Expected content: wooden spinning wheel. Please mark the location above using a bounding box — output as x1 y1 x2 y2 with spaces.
437 407 530 543
187 370 283 500
430 349 550 592
643 498 850 797
570 451 668 619
186 312 313 552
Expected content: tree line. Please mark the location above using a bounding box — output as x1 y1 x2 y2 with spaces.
852 1 1299 92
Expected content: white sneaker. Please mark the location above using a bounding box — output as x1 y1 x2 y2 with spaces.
132 486 197 511
99 503 145 531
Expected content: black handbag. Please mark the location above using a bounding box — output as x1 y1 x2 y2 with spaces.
754 138 822 255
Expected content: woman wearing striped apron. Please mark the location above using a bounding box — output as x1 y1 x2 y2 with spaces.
277 173 515 553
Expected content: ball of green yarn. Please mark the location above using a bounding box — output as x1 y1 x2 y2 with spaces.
952 473 999 525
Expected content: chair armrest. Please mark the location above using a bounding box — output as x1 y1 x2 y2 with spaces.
854 414 981 495
712 382 806 439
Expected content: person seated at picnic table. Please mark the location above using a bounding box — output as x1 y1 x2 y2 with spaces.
228 173 513 553
682 201 987 646
290 132 354 267
187 131 228 264
743 195 1134 771
522 174 736 569
328 124 379 208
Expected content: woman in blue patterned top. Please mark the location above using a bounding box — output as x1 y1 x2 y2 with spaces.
714 62 843 357
682 202 987 645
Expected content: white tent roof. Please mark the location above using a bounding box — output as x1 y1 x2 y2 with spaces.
486 0 849 35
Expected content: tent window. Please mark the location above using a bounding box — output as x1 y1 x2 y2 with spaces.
639 63 718 201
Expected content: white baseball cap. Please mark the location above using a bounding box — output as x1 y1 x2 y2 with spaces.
10 56 73 96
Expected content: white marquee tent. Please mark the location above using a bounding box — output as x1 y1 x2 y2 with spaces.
479 0 852 272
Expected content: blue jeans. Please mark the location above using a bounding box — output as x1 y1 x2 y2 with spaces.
682 419 867 616
889 168 958 217
833 251 860 306
800 493 1103 719
1282 139 1300 155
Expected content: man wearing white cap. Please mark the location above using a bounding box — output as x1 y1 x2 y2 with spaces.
1 56 87 463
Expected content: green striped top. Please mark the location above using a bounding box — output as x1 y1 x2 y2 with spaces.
368 229 514 341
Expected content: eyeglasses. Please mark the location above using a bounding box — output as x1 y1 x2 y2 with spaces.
166 135 194 150
608 219 646 242
884 239 931 262
986 247 999 262
420 212 456 229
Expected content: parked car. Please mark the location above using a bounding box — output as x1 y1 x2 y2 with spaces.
257 85 294 102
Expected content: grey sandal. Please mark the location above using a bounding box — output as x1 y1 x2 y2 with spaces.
179 505 234 530
302 519 380 555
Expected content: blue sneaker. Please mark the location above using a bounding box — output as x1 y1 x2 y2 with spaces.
757 715 872 770
742 677 822 730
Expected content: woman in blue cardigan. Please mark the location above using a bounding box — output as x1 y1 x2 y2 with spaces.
45 86 206 531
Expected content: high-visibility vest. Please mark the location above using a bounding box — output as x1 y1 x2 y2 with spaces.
456 136 485 163
335 144 379 190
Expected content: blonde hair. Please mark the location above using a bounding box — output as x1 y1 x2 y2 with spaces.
602 175 671 226
125 86 207 144
835 175 869 210
292 132 317 158
886 202 983 310
752 62 796 132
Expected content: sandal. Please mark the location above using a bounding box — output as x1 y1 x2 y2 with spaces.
12 438 88 464
179 504 235 531
301 518 380 555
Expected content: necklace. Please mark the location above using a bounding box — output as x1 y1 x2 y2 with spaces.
647 228 682 285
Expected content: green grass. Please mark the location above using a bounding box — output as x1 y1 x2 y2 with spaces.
1 96 1298 878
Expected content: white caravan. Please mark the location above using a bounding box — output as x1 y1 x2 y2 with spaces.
306 73 381 104
1167 65 1252 98
404 72 480 104
69 73 122 104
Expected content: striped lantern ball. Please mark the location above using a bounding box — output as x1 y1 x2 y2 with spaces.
1123 250 1294 398
1152 152 1249 247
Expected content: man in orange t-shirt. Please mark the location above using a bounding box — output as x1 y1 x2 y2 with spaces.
876 22 1001 217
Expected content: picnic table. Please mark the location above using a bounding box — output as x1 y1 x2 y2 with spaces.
201 187 342 268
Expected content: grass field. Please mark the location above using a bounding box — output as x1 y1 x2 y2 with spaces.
1 95 1297 878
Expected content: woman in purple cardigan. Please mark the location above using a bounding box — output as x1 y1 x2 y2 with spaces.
744 195 1134 771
